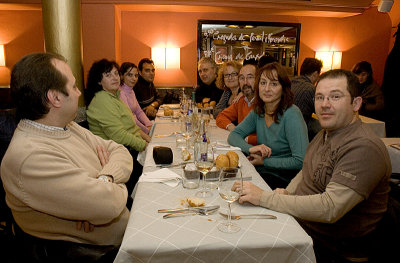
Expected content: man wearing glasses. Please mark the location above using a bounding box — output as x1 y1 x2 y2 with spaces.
216 61 257 145
195 57 223 103
234 69 391 262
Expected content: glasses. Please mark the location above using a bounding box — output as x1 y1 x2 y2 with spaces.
223 72 238 79
238 75 255 81
314 94 348 103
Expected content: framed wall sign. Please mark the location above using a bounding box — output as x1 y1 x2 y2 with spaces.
197 20 301 76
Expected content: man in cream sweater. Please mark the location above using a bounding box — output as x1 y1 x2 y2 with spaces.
233 69 391 262
1 53 133 262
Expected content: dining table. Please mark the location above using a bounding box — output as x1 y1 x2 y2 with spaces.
114 106 316 263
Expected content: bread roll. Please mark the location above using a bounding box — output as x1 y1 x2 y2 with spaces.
181 149 191 161
209 101 216 107
202 97 210 103
226 151 239 167
164 106 173 116
216 154 230 168
187 197 205 207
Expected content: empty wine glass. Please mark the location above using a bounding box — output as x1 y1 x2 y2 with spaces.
218 167 242 233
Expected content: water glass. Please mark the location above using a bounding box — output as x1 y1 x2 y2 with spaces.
176 134 187 149
182 169 200 189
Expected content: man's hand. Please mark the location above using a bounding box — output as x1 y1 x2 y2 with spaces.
96 145 110 167
232 181 263 206
76 221 94 233
273 188 289 195
144 105 157 118
249 144 272 158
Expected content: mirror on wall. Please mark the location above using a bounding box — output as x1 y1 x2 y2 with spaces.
197 20 301 76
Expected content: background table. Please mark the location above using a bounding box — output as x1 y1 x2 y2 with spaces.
114 120 315 263
381 138 400 174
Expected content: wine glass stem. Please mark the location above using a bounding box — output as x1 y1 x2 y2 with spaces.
228 202 232 226
202 172 207 191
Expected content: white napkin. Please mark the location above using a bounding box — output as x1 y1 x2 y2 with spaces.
213 146 241 151
139 168 181 187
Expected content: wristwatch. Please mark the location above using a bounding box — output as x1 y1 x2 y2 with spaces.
98 175 113 183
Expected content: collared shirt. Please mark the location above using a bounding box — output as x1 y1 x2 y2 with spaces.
244 96 254 107
24 119 66 131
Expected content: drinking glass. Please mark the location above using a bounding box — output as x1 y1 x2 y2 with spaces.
217 167 242 233
195 146 215 198
201 107 212 128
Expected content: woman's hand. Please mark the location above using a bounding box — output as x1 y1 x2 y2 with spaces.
232 181 263 205
247 153 264 166
249 144 272 158
139 130 151 143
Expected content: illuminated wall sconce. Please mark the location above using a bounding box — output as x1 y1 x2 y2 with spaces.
0 45 5 67
151 47 180 69
315 51 342 72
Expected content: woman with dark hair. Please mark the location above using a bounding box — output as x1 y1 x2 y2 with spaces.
351 61 384 120
228 62 308 189
85 59 150 194
120 62 153 134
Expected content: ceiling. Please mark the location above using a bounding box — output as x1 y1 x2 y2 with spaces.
0 0 379 17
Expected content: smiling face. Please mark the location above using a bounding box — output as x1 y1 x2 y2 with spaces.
239 64 256 99
258 69 282 106
122 67 139 87
139 62 155 83
223 65 239 90
315 76 361 131
99 66 120 94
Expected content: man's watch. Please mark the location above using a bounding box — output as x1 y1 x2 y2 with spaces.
98 175 114 183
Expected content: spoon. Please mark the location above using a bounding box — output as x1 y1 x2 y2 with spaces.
219 211 277 220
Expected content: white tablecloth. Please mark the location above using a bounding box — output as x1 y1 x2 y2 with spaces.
114 119 315 263
381 138 400 174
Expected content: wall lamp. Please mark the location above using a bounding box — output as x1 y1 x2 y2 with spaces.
315 51 342 72
151 47 180 69
0 45 5 67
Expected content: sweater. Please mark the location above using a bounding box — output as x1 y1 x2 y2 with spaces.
133 76 163 108
0 120 132 246
120 83 152 134
86 90 146 152
216 96 257 145
291 75 315 124
195 80 223 103
228 105 308 175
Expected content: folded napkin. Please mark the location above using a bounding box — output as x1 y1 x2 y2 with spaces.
214 146 241 151
139 168 181 187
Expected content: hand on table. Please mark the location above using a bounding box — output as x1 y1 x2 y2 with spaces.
232 181 264 206
249 144 272 158
145 105 157 118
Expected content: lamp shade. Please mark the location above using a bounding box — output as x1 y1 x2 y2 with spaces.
151 47 165 69
0 45 5 66
315 51 342 72
166 47 180 69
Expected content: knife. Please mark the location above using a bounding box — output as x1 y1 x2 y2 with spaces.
155 161 193 168
158 205 220 213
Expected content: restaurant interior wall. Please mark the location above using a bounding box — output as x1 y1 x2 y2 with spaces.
0 3 395 88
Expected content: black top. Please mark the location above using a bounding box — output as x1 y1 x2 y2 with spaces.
133 76 163 108
195 80 223 103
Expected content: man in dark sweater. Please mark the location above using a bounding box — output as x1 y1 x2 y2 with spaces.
134 58 163 119
291 58 322 140
234 69 391 263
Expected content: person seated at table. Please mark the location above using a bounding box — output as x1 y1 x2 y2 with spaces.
233 69 391 263
134 58 163 120
351 61 384 120
85 59 150 193
216 61 257 145
292 57 323 140
1 52 132 262
257 54 276 68
228 62 308 189
119 62 153 134
196 57 223 103
214 60 243 117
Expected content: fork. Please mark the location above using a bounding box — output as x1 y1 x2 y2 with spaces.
154 131 181 138
163 207 219 218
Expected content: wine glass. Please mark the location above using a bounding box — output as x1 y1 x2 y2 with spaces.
201 107 212 128
217 167 242 233
195 147 215 198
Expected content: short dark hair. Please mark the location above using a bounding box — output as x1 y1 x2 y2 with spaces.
318 69 361 101
85 59 119 106
300 58 323 76
243 58 258 66
138 58 154 71
10 52 67 121
120 62 137 76
257 55 277 68
254 62 294 122
351 61 373 85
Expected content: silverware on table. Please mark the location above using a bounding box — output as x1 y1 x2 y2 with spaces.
219 211 277 220
154 131 181 138
162 206 220 219
155 161 193 168
158 205 220 213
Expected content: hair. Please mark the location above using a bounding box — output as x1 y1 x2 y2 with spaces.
215 60 242 90
254 62 294 122
351 61 373 85
198 57 217 69
120 62 137 85
258 55 277 68
84 59 119 106
10 52 68 121
138 58 154 71
243 58 258 67
318 69 361 101
300 58 323 76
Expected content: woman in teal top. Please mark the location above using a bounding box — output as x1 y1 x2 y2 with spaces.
228 62 308 189
85 59 150 196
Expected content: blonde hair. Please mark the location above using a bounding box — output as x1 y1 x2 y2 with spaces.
216 61 242 90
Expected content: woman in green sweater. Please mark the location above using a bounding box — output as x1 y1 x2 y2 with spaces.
228 62 308 189
85 59 150 195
